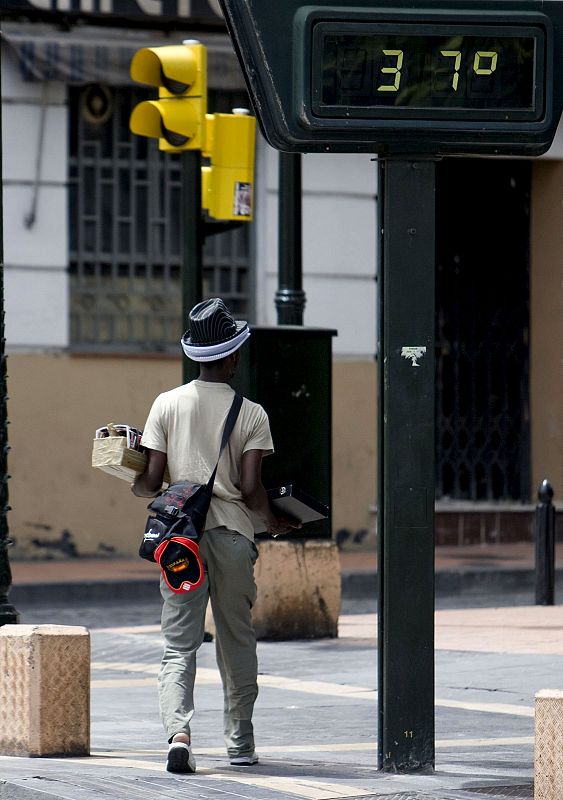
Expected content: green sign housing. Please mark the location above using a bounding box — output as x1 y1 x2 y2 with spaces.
220 0 563 156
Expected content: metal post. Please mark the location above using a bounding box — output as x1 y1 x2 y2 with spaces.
275 152 306 325
535 479 556 606
0 77 19 626
182 150 203 384
377 158 435 772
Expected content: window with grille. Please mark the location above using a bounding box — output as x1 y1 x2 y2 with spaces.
435 159 531 502
68 85 251 353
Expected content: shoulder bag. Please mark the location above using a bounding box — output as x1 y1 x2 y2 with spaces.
139 393 243 593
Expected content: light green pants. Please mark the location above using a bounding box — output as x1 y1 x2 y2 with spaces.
158 526 259 757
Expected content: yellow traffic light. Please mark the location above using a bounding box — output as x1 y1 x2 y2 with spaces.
201 110 256 221
130 44 205 98
129 40 207 152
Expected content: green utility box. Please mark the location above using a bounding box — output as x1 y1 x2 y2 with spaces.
232 326 336 539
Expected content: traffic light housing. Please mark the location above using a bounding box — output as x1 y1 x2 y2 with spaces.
129 41 207 152
201 111 256 221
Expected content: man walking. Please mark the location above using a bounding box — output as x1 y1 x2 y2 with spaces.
132 298 298 774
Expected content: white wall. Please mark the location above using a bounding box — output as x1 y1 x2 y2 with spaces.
1 47 69 351
2 43 378 357
542 114 563 159
254 137 377 358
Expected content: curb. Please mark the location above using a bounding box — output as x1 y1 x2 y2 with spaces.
9 579 159 606
342 566 563 599
10 566 563 606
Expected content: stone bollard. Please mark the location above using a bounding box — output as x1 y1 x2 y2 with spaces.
252 540 341 639
205 540 341 640
535 689 563 800
0 625 90 757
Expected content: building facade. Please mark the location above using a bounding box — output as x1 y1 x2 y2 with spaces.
1 0 561 558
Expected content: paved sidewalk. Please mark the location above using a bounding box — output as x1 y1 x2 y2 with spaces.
2 541 559 799
2 601 562 800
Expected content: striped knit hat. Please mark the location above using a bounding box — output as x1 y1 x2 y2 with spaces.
181 298 250 362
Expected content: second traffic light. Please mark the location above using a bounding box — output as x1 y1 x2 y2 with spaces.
129 40 207 152
202 111 256 221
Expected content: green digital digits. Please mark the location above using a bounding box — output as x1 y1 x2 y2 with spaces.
474 51 498 74
321 27 537 121
440 50 462 90
376 48 499 93
377 49 404 92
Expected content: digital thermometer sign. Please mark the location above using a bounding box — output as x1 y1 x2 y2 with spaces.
219 0 563 156
314 24 544 121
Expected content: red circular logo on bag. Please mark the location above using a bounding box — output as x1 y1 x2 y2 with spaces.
154 536 205 594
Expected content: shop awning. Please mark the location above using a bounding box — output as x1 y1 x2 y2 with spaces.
1 21 246 90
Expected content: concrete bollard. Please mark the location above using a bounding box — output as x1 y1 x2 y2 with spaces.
535 689 563 800
205 539 341 640
252 540 341 639
0 624 90 757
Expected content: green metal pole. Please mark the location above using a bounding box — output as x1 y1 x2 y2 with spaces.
0 74 19 626
182 150 203 384
275 152 306 325
377 158 435 772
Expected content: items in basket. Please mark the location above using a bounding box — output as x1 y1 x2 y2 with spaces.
95 424 144 451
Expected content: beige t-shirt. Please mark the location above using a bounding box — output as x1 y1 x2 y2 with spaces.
140 379 273 541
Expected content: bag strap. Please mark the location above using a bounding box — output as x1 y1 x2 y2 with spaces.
219 393 244 455
174 393 242 516
203 393 243 494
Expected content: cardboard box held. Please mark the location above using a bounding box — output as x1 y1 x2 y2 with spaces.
91 437 170 484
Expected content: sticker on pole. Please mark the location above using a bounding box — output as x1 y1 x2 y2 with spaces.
233 182 252 217
401 346 427 367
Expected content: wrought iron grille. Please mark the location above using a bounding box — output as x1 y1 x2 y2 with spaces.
68 85 251 353
435 159 531 502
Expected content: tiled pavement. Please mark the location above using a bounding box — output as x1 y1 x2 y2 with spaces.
2 545 562 800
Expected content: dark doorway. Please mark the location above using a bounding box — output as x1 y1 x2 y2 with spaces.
435 158 531 502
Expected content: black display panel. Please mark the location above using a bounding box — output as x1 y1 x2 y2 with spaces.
313 22 545 121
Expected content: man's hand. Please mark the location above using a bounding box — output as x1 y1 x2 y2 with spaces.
266 512 302 538
240 449 302 537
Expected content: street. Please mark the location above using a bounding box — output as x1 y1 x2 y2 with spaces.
2 588 562 800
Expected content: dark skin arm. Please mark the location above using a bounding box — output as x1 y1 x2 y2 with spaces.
240 449 301 537
132 447 301 536
131 449 167 498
